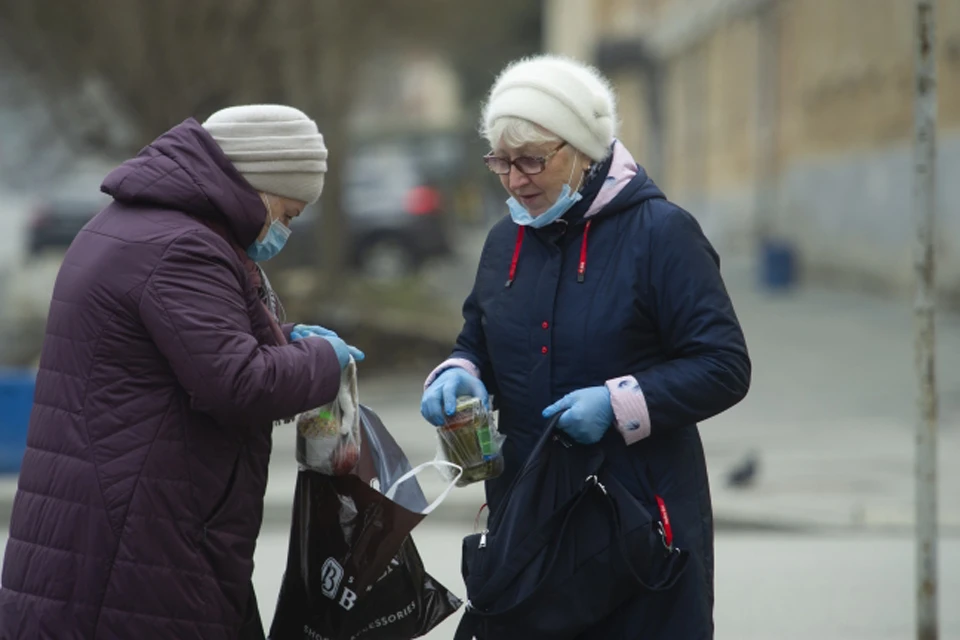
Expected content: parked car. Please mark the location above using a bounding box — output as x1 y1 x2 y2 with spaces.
25 149 451 278
289 148 452 278
26 196 108 258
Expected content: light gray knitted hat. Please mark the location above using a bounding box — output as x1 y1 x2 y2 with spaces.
202 104 328 204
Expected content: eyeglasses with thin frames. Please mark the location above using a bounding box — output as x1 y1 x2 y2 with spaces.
483 142 568 176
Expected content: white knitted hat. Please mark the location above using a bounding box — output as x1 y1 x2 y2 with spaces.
202 104 328 204
482 55 618 162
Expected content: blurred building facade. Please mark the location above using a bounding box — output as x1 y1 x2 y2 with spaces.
545 0 960 300
351 51 464 134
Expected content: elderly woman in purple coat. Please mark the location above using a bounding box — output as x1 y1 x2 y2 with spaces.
0 105 362 639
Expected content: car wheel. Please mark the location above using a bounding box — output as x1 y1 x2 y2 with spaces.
359 239 416 280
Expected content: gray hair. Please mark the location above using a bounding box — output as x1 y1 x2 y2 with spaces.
483 116 563 151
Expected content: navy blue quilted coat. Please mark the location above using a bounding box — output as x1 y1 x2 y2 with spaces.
0 120 342 639
448 155 750 638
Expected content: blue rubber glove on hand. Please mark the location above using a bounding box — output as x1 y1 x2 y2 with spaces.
319 336 365 370
542 386 614 445
291 324 364 368
420 367 490 427
290 324 338 341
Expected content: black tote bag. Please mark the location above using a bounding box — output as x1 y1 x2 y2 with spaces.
455 417 689 639
269 406 462 640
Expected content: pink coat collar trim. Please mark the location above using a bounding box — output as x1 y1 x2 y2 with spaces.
584 140 639 219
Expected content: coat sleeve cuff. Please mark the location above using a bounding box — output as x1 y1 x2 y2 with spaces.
605 375 652 445
424 357 481 390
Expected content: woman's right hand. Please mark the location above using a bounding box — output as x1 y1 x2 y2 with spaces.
420 367 490 426
320 335 365 370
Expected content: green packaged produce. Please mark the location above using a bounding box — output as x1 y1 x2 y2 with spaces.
437 396 505 487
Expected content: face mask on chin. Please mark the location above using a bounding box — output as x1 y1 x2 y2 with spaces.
506 150 584 228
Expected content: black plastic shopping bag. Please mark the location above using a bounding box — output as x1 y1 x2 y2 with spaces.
269 406 462 640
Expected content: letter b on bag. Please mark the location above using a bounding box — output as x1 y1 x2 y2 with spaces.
321 558 344 600
319 557 357 610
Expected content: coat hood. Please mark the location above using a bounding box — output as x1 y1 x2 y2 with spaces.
597 166 665 218
101 118 266 248
583 140 664 222
505 142 666 287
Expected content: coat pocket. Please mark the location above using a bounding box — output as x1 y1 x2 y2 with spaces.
201 450 242 531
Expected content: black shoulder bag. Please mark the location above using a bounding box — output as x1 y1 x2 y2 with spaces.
455 417 689 639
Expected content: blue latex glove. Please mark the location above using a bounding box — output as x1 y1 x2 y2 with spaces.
319 336 365 369
541 386 614 445
420 367 490 427
290 324 338 341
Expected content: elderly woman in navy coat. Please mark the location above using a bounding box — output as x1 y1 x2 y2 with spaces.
421 55 751 638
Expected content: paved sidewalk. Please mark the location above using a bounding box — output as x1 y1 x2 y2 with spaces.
2 259 959 534
302 258 960 534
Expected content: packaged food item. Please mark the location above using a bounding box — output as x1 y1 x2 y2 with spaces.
436 396 505 487
296 359 360 475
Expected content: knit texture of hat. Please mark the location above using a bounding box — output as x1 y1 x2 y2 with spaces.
482 55 618 161
202 104 328 204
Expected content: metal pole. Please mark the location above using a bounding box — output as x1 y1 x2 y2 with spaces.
755 0 780 242
913 1 938 638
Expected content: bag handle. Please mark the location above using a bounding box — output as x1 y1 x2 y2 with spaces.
486 415 603 531
469 476 687 618
384 460 463 515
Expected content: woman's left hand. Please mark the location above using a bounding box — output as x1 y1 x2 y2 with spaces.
542 386 614 445
290 324 338 341
291 324 365 366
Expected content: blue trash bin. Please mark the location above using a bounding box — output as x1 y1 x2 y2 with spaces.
760 239 797 290
0 368 37 474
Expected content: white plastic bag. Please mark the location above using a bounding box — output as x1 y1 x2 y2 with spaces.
384 460 463 514
295 359 360 474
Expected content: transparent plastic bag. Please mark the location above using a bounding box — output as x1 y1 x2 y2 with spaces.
435 396 505 487
296 359 360 475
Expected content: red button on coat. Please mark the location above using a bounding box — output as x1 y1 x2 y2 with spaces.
542 321 549 329
541 346 549 354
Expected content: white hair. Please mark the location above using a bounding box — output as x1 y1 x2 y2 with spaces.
483 116 563 151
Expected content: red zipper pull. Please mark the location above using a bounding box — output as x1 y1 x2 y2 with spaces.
655 495 673 549
577 220 591 283
506 227 525 287
474 502 488 532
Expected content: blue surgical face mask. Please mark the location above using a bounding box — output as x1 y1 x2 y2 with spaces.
506 151 584 229
247 195 292 262
508 184 583 228
246 219 291 262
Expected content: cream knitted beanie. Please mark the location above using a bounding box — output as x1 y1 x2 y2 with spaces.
482 55 618 161
202 104 328 204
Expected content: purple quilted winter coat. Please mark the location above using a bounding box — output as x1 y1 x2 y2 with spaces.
0 119 341 639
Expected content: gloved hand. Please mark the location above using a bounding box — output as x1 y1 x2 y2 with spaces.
319 336 365 370
290 324 338 341
420 367 490 427
541 386 614 445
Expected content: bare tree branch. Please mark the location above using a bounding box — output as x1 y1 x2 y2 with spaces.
0 0 542 278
